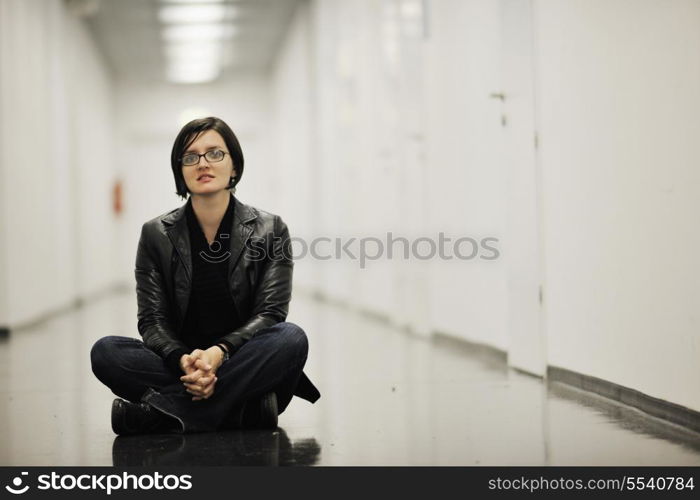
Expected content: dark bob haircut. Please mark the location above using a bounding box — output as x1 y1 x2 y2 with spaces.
170 116 244 199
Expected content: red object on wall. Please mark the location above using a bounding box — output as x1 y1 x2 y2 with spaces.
113 179 123 216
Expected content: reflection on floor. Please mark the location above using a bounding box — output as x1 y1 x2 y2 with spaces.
112 429 321 466
0 289 699 466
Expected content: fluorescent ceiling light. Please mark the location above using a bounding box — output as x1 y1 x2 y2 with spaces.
164 41 222 61
159 5 237 24
168 60 220 72
161 0 224 4
162 23 235 42
167 63 221 84
168 74 218 84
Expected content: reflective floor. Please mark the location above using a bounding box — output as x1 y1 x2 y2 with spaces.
1 289 699 466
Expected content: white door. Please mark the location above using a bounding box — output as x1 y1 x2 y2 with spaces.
499 0 545 376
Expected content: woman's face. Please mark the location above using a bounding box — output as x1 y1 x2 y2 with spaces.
181 129 236 196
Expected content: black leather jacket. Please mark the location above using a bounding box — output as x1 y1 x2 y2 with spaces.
135 195 320 403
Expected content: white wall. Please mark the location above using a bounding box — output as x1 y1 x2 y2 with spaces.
267 0 700 412
269 0 317 292
423 0 507 348
535 0 700 410
0 0 117 328
269 0 508 343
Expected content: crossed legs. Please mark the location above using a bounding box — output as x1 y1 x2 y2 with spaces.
90 321 309 433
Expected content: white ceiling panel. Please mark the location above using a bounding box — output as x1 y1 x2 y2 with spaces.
84 0 301 83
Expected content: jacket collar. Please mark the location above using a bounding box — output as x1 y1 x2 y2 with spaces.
161 194 257 227
161 195 257 283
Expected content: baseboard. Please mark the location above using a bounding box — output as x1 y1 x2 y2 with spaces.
303 288 700 435
433 331 508 366
6 282 131 334
548 365 700 435
297 287 394 326
429 334 700 435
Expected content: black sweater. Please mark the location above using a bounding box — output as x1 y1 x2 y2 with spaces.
164 194 241 374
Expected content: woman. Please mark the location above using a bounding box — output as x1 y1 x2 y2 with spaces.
91 117 320 435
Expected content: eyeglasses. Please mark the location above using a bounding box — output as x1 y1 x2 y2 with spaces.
181 149 229 166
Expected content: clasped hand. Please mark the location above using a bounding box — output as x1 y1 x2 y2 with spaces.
179 347 224 401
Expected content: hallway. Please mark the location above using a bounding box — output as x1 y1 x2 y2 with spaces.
1 290 698 466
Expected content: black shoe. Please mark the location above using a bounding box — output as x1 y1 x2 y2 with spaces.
233 392 278 430
111 398 180 436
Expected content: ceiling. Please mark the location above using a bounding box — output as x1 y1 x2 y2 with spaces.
83 0 302 84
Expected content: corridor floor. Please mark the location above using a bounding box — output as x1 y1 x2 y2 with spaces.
1 289 699 466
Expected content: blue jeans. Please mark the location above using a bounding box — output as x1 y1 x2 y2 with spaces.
90 321 313 433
